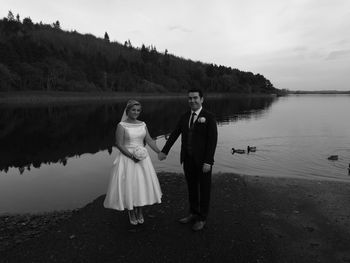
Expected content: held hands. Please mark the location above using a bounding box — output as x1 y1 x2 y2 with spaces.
158 152 167 161
202 163 211 173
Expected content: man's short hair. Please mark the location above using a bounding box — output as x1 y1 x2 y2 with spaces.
188 88 203 98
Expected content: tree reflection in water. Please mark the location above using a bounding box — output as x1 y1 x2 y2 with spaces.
0 96 277 173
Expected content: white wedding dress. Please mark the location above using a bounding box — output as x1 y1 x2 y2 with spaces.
104 121 162 211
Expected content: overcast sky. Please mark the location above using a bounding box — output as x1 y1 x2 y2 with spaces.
2 0 350 91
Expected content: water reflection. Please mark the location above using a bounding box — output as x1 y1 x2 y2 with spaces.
210 96 275 124
0 96 277 174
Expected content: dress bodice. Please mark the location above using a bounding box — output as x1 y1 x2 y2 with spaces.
120 121 146 148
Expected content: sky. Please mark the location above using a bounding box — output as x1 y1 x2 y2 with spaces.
1 0 350 91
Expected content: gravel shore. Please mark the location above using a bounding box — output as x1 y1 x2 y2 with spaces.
1 172 350 263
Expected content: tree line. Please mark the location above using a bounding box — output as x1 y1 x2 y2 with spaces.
0 11 278 94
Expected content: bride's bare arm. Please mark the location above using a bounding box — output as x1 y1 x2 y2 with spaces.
145 126 161 154
115 124 137 161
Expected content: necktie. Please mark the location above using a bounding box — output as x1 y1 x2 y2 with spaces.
189 112 196 128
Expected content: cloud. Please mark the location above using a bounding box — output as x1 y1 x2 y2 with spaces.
326 49 350 60
292 46 308 52
167 25 192 33
334 38 350 47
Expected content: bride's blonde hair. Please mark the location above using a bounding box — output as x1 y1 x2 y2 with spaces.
125 99 141 113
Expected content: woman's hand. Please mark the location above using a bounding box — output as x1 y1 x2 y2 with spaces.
202 163 211 173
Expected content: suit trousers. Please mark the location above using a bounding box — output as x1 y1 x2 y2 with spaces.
183 153 212 221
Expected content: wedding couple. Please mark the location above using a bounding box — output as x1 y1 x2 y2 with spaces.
104 88 218 231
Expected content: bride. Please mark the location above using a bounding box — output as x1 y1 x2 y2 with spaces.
104 100 162 225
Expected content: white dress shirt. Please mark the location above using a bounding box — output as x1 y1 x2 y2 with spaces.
189 107 202 128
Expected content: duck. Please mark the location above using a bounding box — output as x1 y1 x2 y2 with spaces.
247 146 257 153
327 155 338 161
231 148 245 154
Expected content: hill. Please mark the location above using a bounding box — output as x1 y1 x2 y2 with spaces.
0 11 278 94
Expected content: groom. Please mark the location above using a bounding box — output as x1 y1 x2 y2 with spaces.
158 88 218 231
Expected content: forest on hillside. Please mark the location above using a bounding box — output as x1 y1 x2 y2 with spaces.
0 11 278 94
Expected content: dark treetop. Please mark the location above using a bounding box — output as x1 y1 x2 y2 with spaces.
0 11 278 94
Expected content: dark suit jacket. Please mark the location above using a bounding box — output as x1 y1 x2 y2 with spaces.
161 108 218 166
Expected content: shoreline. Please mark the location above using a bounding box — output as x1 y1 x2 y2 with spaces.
0 91 278 105
2 173 350 217
1 172 350 262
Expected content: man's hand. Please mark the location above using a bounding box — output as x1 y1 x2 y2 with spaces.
158 152 167 161
202 163 211 173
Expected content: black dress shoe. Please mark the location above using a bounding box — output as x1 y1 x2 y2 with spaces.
192 221 206 231
178 214 197 224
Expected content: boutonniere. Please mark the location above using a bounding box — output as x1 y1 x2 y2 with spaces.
197 117 206 123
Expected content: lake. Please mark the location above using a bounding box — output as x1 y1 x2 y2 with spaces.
1 94 350 214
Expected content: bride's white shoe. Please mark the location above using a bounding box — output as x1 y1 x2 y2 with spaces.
137 213 144 224
128 210 138 225
135 208 144 224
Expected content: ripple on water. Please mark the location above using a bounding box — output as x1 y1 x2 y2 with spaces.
218 134 350 181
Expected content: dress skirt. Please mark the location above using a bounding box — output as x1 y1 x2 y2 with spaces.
104 148 162 211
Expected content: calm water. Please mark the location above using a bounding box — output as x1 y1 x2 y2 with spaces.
1 95 350 214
